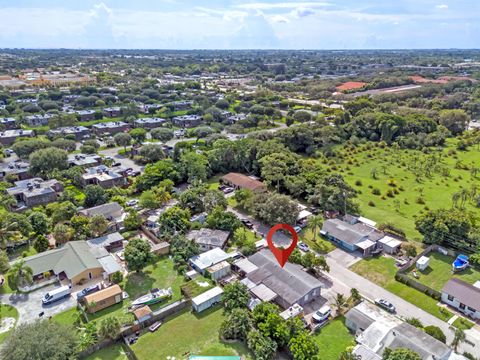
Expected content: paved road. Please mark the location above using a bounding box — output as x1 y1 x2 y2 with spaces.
0 283 76 324
323 249 480 357
98 147 144 173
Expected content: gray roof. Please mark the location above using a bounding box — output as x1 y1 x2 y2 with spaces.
247 249 323 306
189 248 230 271
442 278 480 311
86 232 124 249
97 255 123 274
322 218 383 245
345 307 375 331
187 228 230 248
79 202 123 218
23 241 103 279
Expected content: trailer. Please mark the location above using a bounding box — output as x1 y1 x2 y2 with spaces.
191 286 223 313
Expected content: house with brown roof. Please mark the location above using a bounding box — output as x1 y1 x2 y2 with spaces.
441 278 480 320
221 173 265 192
84 285 123 313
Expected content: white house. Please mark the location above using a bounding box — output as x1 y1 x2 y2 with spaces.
441 278 480 320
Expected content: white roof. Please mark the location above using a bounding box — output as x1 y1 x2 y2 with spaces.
97 255 123 275
416 256 430 265
358 216 377 228
378 236 402 248
234 258 258 274
251 284 277 302
189 248 230 271
280 303 304 320
297 209 313 221
191 286 223 306
356 239 376 250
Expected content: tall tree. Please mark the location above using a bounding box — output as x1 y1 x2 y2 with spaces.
124 238 152 273
7 260 33 291
29 147 68 178
223 281 250 312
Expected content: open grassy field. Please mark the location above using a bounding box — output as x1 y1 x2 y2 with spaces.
351 256 453 321
84 344 129 360
323 140 480 240
312 316 355 360
131 306 253 360
0 304 19 343
408 253 480 291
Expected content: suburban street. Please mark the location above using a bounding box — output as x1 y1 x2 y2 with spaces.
323 248 480 357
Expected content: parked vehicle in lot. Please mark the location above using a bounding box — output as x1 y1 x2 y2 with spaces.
375 298 396 313
294 226 302 233
76 284 100 300
222 187 234 194
297 242 309 252
312 305 332 323
241 219 254 229
126 199 139 206
42 285 72 305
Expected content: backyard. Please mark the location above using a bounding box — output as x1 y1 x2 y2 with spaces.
312 316 355 360
323 140 480 240
84 344 128 360
131 306 253 360
408 252 480 291
351 256 453 321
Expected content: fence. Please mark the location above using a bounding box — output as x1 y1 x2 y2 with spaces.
78 339 114 359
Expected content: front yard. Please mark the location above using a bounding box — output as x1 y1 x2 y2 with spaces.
351 256 453 321
131 306 253 360
407 252 480 291
312 316 355 360
0 304 19 343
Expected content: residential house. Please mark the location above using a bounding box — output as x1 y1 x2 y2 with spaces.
137 103 162 114
6 178 63 211
92 121 129 135
245 249 324 309
86 232 124 252
172 114 202 128
441 278 480 320
0 161 31 181
170 100 194 111
0 129 34 146
134 117 167 129
103 107 122 118
68 153 102 168
25 114 52 127
345 301 464 360
80 165 128 189
74 110 96 121
186 228 230 252
189 248 231 274
227 114 247 124
320 217 385 255
84 285 123 313
0 117 18 130
22 241 112 286
49 125 90 140
221 172 266 192
79 202 126 231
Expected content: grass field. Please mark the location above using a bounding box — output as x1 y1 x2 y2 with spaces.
85 344 129 360
131 306 253 360
351 256 453 321
323 140 480 240
312 316 355 360
408 253 480 291
452 316 474 330
300 228 336 254
0 304 19 343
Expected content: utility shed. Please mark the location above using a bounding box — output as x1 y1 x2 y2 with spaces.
191 286 223 313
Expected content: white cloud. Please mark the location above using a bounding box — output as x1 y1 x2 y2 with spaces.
436 4 449 9
270 15 290 23
236 2 330 11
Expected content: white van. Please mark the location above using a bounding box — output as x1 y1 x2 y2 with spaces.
42 285 72 305
312 305 332 323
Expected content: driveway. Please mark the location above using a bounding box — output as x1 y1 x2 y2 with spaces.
0 283 77 324
98 147 144 173
323 249 480 357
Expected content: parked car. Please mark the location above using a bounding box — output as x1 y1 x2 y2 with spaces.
297 242 309 252
375 298 396 313
312 305 331 323
42 285 72 305
294 226 302 233
126 199 139 206
241 219 254 229
223 187 234 194
76 284 100 300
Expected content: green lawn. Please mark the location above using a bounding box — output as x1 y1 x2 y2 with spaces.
84 344 128 360
452 317 474 330
351 256 453 321
131 306 253 360
206 174 224 191
312 317 355 360
0 304 19 343
301 229 336 254
322 140 480 240
408 253 480 291
52 306 80 326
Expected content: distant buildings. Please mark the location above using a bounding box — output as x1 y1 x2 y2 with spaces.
78 202 126 231
0 117 18 130
221 172 266 192
103 107 122 118
25 114 53 127
49 125 90 140
186 228 230 252
170 100 194 111
80 165 128 189
92 121 129 135
0 161 31 181
72 109 96 122
6 178 63 210
172 114 202 128
134 117 167 129
0 129 34 145
67 153 101 168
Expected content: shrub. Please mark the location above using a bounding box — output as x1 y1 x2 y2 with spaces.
368 201 375 207
416 197 425 204
386 189 395 198
372 188 381 195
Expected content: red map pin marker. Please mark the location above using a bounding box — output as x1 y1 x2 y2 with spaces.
266 223 298 268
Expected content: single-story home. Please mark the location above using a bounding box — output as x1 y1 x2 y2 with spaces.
189 248 230 274
78 202 126 231
246 249 324 309
377 236 402 254
84 284 123 313
221 173 266 192
441 278 480 320
186 228 230 252
86 232 124 252
206 260 231 281
192 286 223 313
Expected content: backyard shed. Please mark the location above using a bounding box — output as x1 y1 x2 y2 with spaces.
133 305 153 322
416 256 430 271
378 236 402 254
191 286 223 313
84 284 123 313
206 261 231 281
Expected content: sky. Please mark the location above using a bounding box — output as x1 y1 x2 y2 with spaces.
0 0 479 49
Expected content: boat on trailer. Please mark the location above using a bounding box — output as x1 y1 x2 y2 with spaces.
452 254 469 272
131 287 173 306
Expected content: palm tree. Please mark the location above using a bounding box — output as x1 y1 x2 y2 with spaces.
451 192 460 208
333 293 348 315
98 316 121 340
451 328 465 351
308 215 323 242
8 260 33 291
0 220 22 249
